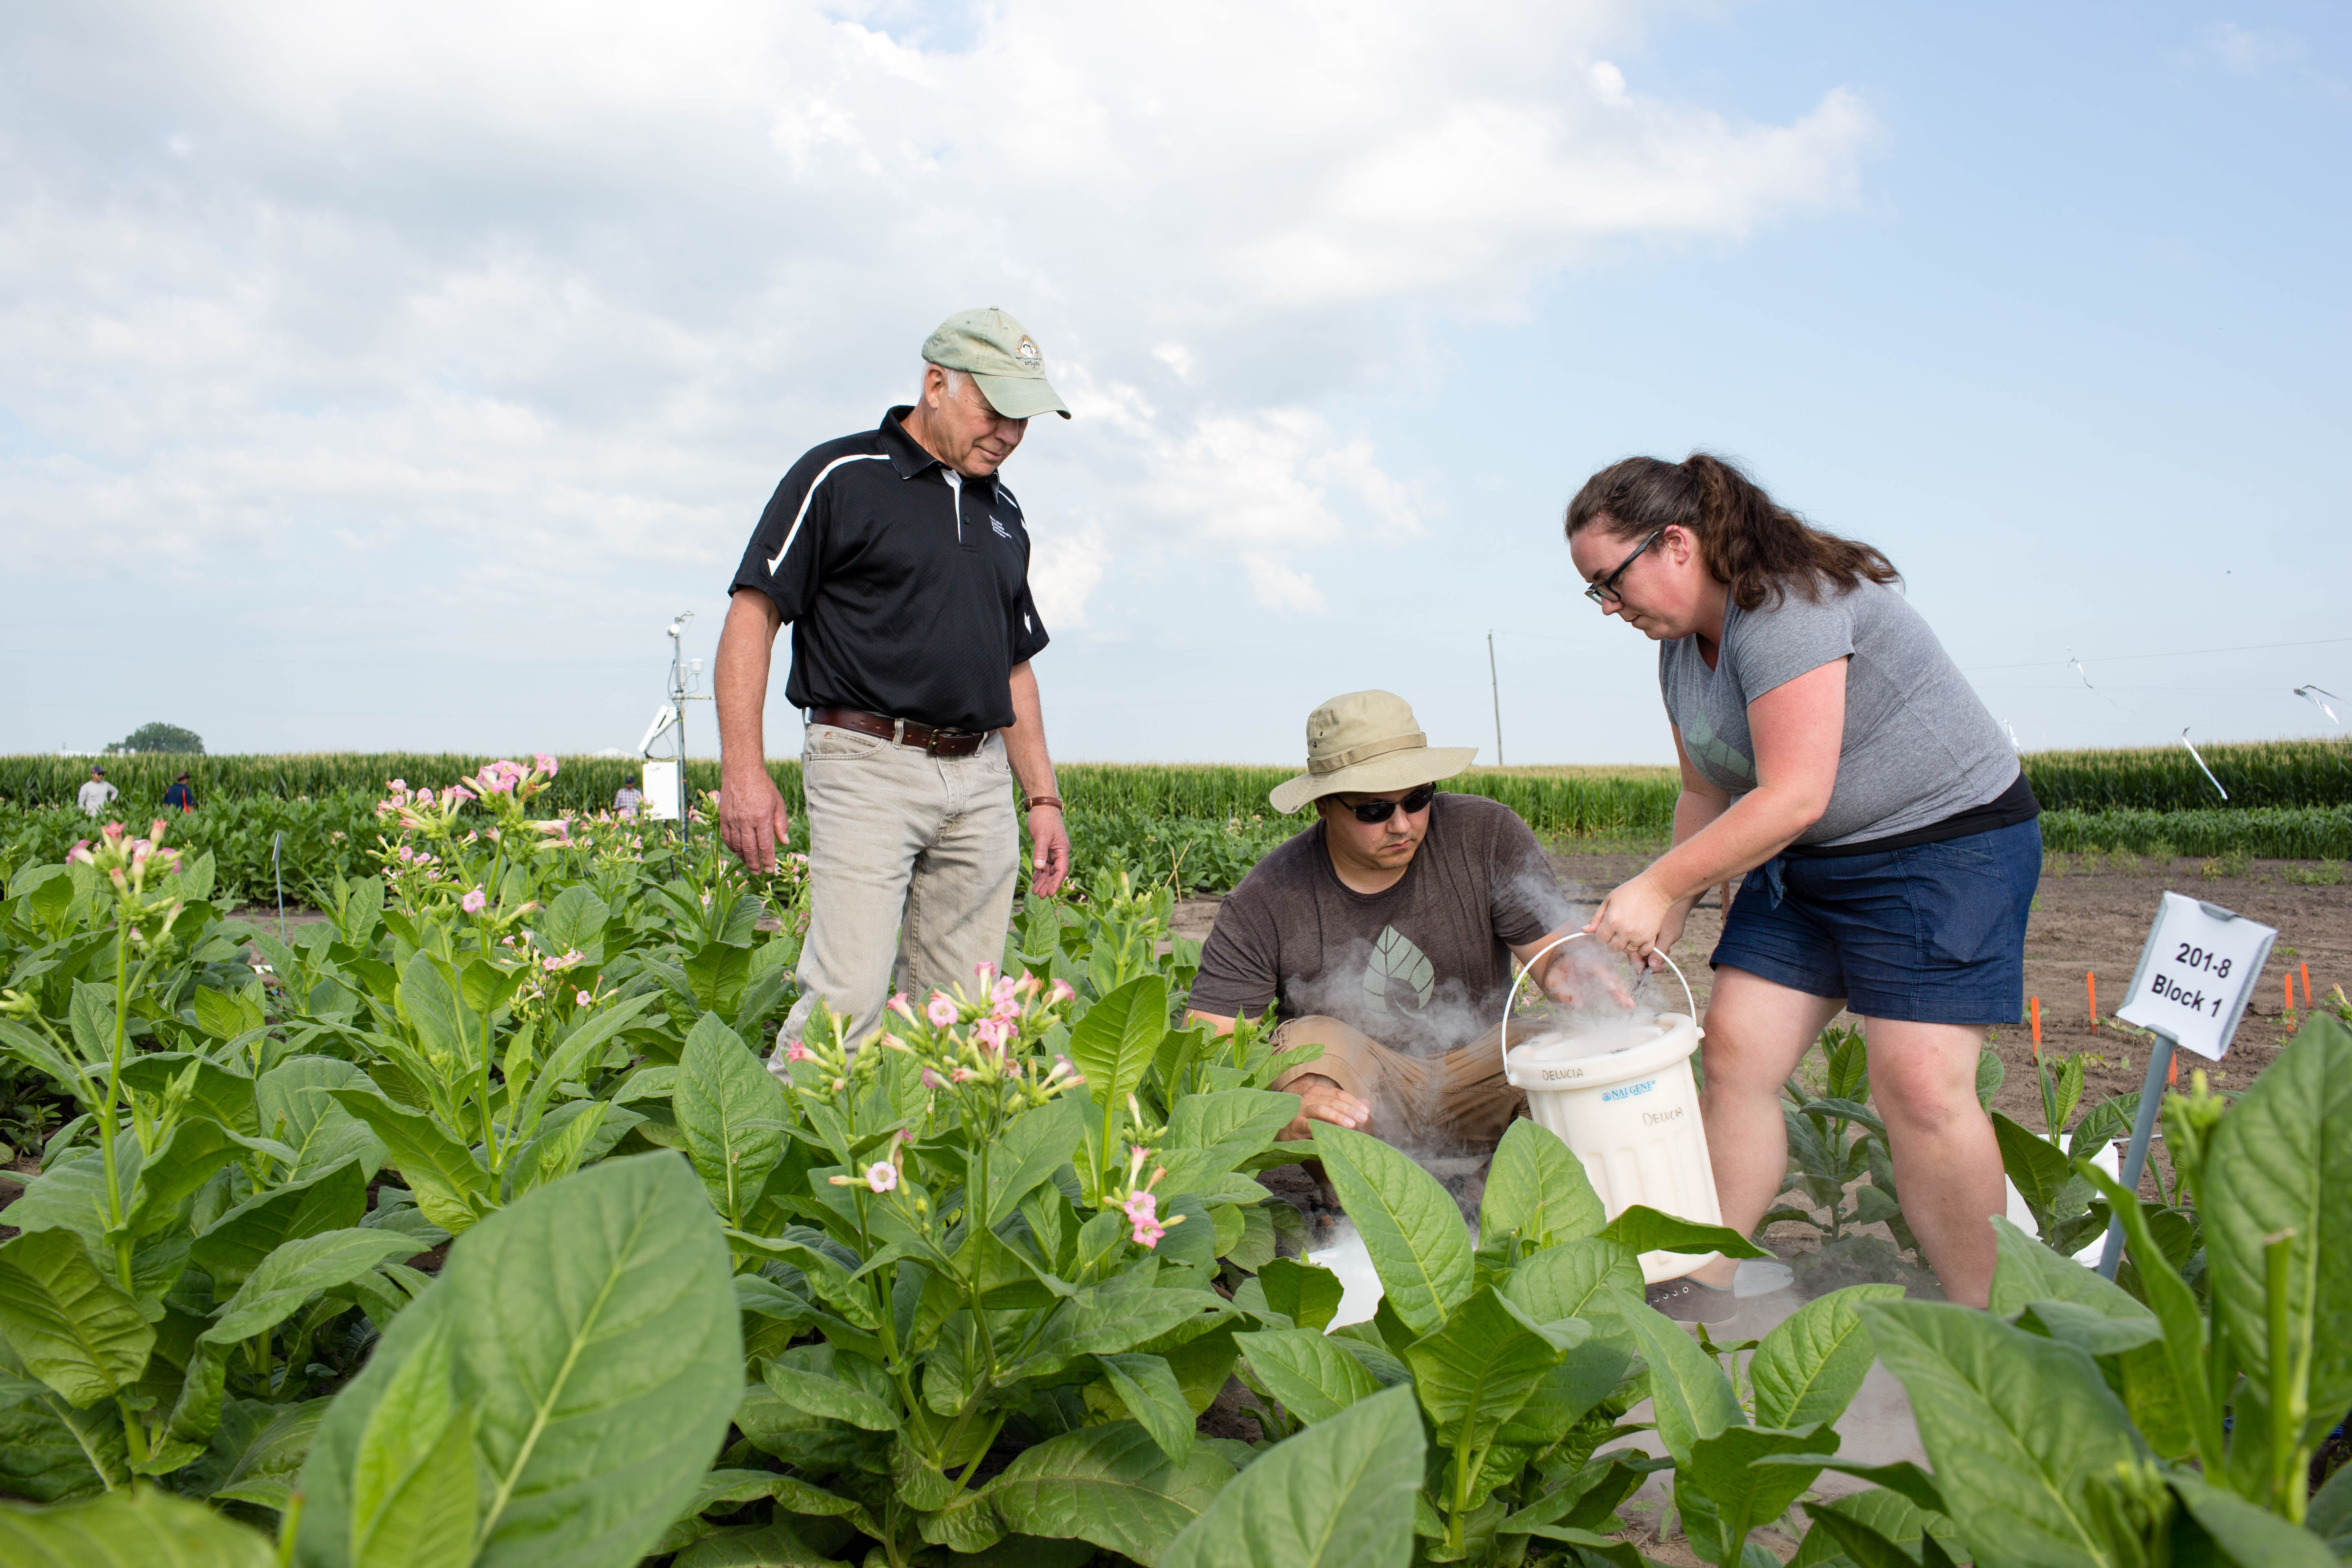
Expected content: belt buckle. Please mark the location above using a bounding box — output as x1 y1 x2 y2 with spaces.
927 728 961 756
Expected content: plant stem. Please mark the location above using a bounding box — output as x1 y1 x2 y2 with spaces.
2263 1230 2308 1522
100 919 133 1290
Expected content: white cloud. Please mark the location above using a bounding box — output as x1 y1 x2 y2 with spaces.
2196 22 2302 76
0 0 1875 664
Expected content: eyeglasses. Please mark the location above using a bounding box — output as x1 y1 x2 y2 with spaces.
1342 782 1436 823
1583 526 1666 606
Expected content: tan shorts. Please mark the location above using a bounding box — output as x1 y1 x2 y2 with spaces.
1269 1014 1525 1155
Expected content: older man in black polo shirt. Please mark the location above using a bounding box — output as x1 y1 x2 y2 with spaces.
717 308 1074 1059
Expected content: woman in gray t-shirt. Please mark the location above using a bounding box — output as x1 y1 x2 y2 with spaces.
1564 454 2038 1313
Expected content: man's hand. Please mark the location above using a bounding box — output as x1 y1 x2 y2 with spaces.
720 768 791 874
1278 1073 1370 1141
1027 806 1071 898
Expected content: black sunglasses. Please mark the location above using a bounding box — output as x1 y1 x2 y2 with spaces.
1341 782 1437 823
1583 526 1667 606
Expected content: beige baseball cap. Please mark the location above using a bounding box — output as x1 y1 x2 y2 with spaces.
1268 690 1479 815
921 307 1071 421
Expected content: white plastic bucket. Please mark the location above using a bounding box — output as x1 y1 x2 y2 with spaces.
1501 936 1724 1284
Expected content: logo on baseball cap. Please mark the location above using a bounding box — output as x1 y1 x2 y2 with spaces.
922 308 1071 421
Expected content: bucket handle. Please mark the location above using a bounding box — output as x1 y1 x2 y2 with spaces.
1499 931 1697 1081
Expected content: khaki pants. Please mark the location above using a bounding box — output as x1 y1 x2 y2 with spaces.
1270 1014 1526 1155
773 722 1018 1066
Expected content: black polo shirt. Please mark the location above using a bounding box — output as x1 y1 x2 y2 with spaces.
730 407 1051 733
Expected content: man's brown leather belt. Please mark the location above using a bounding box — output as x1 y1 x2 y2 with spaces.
808 707 989 757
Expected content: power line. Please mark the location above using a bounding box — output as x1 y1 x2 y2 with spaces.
1962 636 2352 673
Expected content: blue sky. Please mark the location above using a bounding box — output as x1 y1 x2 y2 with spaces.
3 2 2345 766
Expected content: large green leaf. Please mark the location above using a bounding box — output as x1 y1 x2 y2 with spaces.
207 1229 423 1344
346 1299 476 1568
1069 974 1169 1109
1676 1423 1839 1568
128 1117 247 1237
675 1013 786 1225
115 1055 259 1136
0 1229 154 1408
1479 1119 1605 1246
979 1092 1089 1227
1613 1291 1743 1464
1502 1237 1643 1332
2200 1010 2352 1450
1595 1204 1768 1261
989 1421 1232 1566
1309 1123 1472 1337
1154 1089 1296 1195
297 1153 742 1568
763 1363 899 1430
1097 1353 1197 1463
185 1397 329 1511
395 951 474 1067
1991 1111 2070 1220
1858 1299 2147 1568
0 1145 128 1248
190 1160 369 1286
1235 1329 1381 1425
1160 1383 1423 1568
327 1089 496 1234
2165 1470 2337 1568
1404 1287 1584 1452
1748 1283 1903 1431
256 1058 386 1182
1254 1258 1345 1333
1023 1272 1229 1374
0 1484 276 1566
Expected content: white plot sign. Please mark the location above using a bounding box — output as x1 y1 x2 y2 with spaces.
640 757 682 822
2114 892 2277 1060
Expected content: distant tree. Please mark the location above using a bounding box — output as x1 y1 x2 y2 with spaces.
108 721 205 755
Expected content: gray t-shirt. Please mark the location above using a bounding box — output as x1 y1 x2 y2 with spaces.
1659 577 2016 846
1190 793 1565 1056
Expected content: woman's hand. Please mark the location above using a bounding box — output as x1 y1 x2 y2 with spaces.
1584 871 1676 968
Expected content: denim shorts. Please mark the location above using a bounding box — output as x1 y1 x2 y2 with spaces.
1711 816 2042 1026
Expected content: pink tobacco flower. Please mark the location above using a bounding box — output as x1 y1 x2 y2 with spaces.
534 752 559 777
1122 1190 1158 1225
926 993 958 1027
445 784 477 804
975 1016 1012 1052
784 1040 813 1063
991 975 1018 1005
1130 1217 1165 1249
460 886 487 914
886 992 916 1022
865 1162 900 1193
575 989 594 1006
102 822 125 844
921 1067 943 1089
1049 979 1076 1004
1018 972 1043 999
990 996 1021 1023
973 961 996 987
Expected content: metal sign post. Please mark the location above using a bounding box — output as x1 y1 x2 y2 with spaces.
2095 892 2277 1279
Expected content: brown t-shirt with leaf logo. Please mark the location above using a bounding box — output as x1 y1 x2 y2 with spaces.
1189 793 1566 1057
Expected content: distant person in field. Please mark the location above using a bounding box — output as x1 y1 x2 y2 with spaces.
1567 452 2039 1317
163 771 197 813
614 775 644 819
1186 690 1601 1160
78 765 118 816
715 308 1073 1063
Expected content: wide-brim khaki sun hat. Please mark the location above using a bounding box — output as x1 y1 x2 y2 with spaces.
922 307 1071 421
1268 690 1478 815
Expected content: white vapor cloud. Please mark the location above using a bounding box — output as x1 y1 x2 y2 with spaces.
0 1 1874 717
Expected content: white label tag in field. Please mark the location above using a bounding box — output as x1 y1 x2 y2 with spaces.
640 757 681 821
2114 891 2277 1060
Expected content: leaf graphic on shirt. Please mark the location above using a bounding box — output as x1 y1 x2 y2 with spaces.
1682 711 1756 784
1361 927 1436 1018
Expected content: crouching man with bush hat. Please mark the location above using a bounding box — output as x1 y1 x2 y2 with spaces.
1185 690 1598 1156
715 307 1074 1061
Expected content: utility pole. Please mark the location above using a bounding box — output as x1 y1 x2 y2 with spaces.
1487 632 1504 768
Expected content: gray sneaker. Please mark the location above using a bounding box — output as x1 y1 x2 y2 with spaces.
1644 1276 1738 1324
